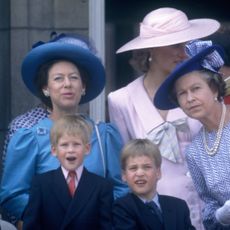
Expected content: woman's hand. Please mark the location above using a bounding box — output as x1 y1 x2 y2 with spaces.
215 200 230 225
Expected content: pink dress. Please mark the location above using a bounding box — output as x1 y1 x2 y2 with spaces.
108 76 204 230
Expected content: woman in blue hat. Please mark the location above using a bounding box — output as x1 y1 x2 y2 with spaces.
154 42 230 230
0 33 128 226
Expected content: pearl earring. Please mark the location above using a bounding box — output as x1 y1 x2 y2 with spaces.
214 97 218 101
43 90 49 97
148 57 152 62
81 89 86 96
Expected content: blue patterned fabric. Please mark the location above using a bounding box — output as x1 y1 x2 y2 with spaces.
185 123 230 230
2 105 48 171
0 106 128 220
186 39 224 73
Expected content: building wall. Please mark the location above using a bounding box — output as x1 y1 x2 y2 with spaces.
0 1 10 163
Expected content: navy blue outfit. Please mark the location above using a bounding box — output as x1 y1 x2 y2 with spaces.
113 193 195 230
23 167 113 230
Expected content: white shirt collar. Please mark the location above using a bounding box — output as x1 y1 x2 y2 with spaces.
138 193 161 210
61 164 84 181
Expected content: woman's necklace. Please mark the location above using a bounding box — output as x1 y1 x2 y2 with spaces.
202 103 226 156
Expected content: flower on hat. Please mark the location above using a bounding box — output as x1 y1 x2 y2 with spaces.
186 40 225 73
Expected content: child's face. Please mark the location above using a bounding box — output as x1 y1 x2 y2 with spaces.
122 155 161 200
51 133 90 171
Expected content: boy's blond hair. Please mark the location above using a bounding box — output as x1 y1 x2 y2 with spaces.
121 139 162 170
50 114 92 146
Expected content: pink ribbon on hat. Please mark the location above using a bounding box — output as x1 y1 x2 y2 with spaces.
140 10 190 38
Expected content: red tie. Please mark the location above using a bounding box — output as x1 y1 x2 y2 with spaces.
68 171 76 197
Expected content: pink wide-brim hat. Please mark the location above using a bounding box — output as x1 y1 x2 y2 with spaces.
117 7 220 53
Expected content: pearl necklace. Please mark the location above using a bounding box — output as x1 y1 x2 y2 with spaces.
202 103 226 156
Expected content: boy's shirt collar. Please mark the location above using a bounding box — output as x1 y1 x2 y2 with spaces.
61 164 84 181
138 193 161 210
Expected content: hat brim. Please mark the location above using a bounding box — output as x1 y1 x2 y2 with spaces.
117 19 220 53
153 45 224 110
21 42 105 104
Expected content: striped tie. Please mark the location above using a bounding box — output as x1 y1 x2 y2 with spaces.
145 201 163 223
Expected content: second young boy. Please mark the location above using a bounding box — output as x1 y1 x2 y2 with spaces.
113 138 195 230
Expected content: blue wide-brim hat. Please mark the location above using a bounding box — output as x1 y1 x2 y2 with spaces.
154 45 225 110
21 33 105 104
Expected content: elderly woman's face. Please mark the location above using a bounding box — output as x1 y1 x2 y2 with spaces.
43 61 85 111
174 71 218 120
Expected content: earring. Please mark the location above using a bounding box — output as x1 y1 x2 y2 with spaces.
81 89 86 96
148 56 152 62
214 97 218 101
43 90 50 97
